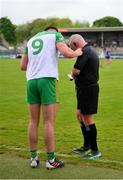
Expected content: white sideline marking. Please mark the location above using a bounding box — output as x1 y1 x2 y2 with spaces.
55 153 123 165
1 145 123 165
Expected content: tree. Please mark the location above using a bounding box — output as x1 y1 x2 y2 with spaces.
45 17 60 27
73 20 90 28
27 17 73 37
43 17 73 28
0 17 16 45
29 18 47 36
92 16 122 27
57 17 73 28
16 23 31 43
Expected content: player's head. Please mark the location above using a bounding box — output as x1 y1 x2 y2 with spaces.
68 34 87 50
44 26 58 32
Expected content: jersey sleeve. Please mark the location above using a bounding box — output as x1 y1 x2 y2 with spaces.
23 47 28 54
56 32 65 43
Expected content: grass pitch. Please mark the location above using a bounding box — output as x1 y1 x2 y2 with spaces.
0 59 123 178
1 154 123 179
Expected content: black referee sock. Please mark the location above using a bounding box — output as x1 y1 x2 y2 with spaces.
88 124 98 152
80 122 90 148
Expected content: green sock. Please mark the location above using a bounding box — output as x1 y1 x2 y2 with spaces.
30 150 37 158
47 152 55 160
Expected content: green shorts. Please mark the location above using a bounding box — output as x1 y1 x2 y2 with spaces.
27 78 57 104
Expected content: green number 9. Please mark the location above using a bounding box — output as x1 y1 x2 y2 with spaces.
32 39 43 55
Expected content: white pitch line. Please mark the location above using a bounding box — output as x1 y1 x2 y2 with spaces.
54 152 123 165
1 145 123 165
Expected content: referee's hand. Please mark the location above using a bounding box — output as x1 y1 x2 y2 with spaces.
76 109 83 122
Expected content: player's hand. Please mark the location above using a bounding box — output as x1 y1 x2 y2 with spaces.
75 48 83 56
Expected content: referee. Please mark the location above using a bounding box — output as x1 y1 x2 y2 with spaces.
69 34 101 159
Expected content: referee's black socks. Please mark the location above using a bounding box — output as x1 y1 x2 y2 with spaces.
80 122 90 149
88 124 98 152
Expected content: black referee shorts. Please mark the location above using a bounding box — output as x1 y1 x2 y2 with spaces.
76 84 99 115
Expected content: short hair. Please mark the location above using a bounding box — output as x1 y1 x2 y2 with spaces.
44 26 58 32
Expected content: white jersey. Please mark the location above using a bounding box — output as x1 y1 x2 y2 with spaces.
25 31 64 80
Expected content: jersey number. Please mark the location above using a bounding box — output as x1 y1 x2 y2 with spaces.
32 39 43 55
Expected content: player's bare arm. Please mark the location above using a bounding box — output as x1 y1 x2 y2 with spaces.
20 54 28 71
56 42 82 58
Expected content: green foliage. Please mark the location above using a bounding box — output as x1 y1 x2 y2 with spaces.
93 16 122 27
29 18 48 36
73 20 90 28
29 17 73 36
0 17 16 45
15 23 31 43
56 17 73 28
0 16 90 44
15 17 90 43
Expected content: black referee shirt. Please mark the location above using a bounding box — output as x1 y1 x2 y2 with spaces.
74 44 99 87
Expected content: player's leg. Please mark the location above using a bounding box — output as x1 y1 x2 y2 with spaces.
41 78 64 169
108 57 112 64
42 104 64 169
27 79 41 167
28 104 41 167
42 104 55 153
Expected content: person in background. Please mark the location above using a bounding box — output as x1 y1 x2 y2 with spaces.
20 26 82 169
104 47 112 65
